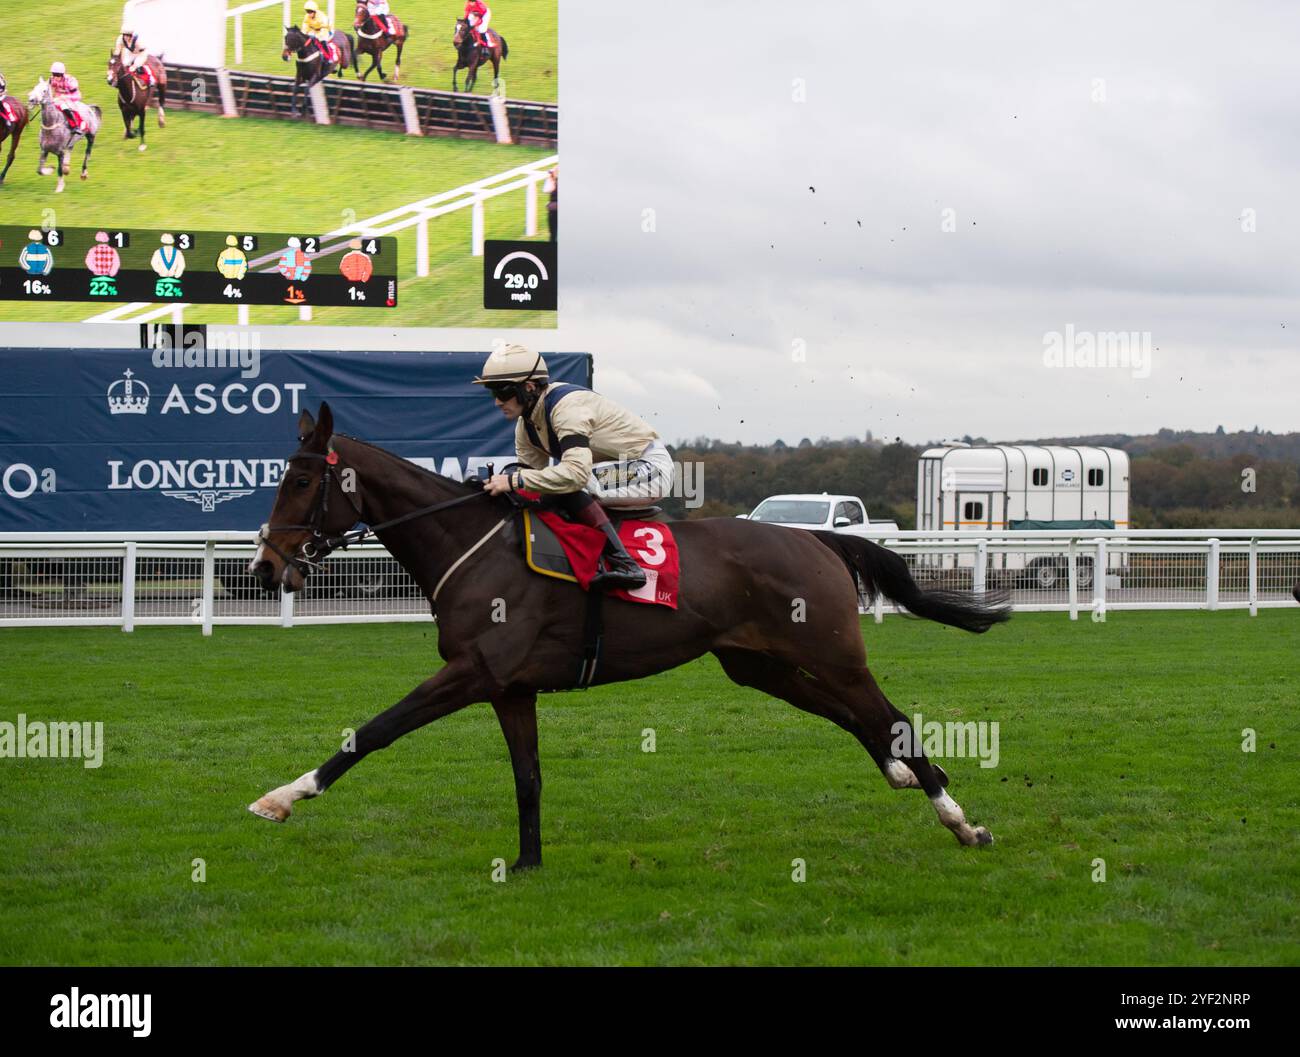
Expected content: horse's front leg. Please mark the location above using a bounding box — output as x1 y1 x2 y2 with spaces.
121 103 134 138
393 40 403 81
0 141 15 184
248 657 490 823
136 112 147 152
491 690 542 871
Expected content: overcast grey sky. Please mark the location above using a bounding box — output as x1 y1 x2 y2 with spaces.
9 0 1298 446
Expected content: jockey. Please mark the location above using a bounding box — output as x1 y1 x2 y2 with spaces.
365 0 395 35
464 0 492 48
301 1 336 60
476 344 674 591
49 62 88 132
116 27 157 86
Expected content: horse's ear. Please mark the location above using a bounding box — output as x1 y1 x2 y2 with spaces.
297 408 316 443
313 402 334 446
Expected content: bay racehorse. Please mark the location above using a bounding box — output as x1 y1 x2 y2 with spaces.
107 54 167 151
283 26 356 116
452 17 507 94
247 406 1011 869
0 74 28 185
27 78 100 193
353 2 408 82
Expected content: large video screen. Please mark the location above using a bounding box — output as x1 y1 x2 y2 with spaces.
0 0 557 329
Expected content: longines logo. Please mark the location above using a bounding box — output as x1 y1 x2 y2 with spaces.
107 370 150 415
107 458 284 514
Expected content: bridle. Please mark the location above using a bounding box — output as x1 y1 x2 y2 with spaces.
256 440 493 580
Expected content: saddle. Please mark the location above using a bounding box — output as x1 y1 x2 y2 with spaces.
516 500 678 691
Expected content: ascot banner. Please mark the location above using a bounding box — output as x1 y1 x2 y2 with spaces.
0 347 592 533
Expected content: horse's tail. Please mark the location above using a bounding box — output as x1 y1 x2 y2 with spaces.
500 36 508 60
811 531 1011 634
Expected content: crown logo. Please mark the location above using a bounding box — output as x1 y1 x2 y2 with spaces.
107 369 150 415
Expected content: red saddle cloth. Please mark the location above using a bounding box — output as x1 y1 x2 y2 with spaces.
533 506 679 608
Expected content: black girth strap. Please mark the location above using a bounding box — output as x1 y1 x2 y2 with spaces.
576 585 604 689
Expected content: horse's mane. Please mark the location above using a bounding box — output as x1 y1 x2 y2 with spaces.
335 432 482 497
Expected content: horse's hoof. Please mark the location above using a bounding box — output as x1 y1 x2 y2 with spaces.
138 143 148 152
80 172 88 181
248 796 290 822
38 167 52 175
509 857 541 872
972 826 994 846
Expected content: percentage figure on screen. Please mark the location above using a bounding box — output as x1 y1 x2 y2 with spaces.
223 284 243 299
23 280 52 295
348 287 366 301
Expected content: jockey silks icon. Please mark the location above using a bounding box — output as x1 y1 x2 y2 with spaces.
276 236 312 281
85 231 122 276
19 230 53 275
339 239 373 283
215 235 248 280
150 233 185 278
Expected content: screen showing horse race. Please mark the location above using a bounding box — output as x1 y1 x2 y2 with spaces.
0 0 558 329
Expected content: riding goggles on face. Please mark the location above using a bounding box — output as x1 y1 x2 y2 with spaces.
486 382 518 400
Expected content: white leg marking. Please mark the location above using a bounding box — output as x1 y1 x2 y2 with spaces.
930 790 993 847
884 758 921 789
248 769 320 822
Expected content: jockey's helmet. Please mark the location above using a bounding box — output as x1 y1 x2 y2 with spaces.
472 344 549 405
50 61 66 76
305 0 319 11
0 74 7 94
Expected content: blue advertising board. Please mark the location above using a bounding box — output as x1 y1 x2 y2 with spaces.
0 348 592 532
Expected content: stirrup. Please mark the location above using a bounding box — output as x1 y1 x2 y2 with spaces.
591 554 647 590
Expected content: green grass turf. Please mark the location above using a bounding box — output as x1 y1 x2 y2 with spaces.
0 1 555 328
0 609 1296 966
227 0 559 102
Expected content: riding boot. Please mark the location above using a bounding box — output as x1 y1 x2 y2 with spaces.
592 521 647 591
556 491 647 591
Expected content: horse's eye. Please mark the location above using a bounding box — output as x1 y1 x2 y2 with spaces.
295 476 311 489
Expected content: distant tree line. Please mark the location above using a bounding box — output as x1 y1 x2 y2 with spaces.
662 430 1300 529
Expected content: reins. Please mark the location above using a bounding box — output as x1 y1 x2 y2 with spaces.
257 441 495 581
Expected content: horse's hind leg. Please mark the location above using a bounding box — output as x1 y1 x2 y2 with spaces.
81 136 95 179
248 657 487 823
137 113 147 152
714 649 990 847
157 86 166 127
832 664 991 847
490 690 542 871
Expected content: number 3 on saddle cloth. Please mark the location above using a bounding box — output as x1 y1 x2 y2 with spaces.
518 492 680 609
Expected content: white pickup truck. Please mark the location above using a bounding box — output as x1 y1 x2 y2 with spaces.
738 494 900 537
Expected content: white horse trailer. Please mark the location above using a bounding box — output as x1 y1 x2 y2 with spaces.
916 444 1131 589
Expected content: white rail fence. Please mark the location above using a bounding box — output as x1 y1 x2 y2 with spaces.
2 530 1297 634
